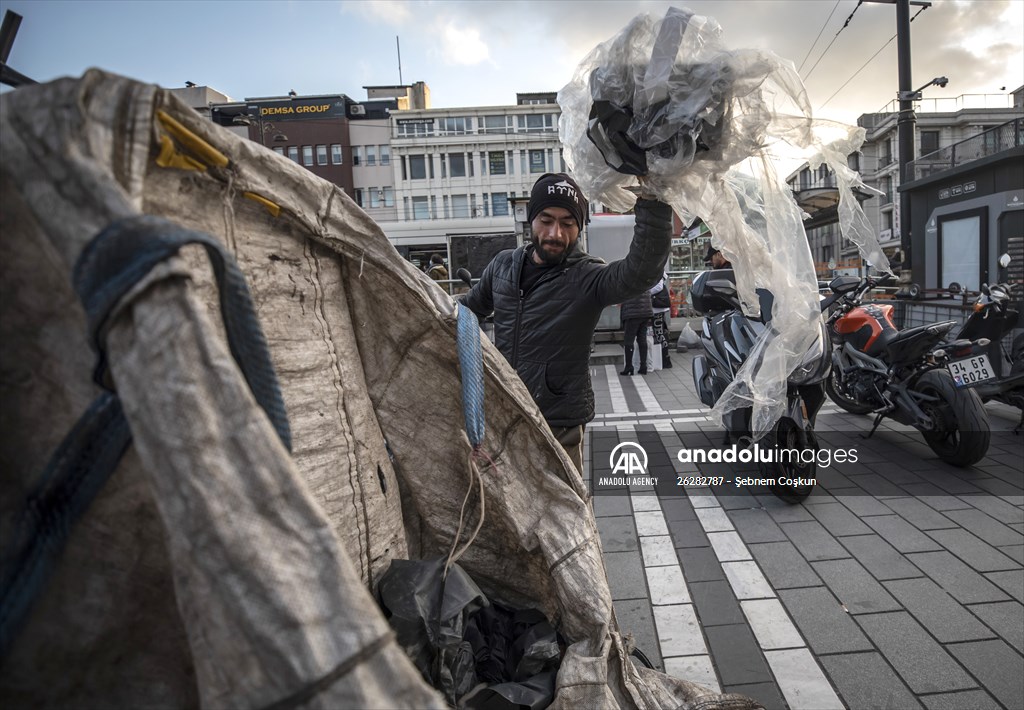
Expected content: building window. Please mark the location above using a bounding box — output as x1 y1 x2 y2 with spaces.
517 114 555 132
353 146 363 166
397 121 433 137
412 196 429 220
302 146 313 167
353 188 363 207
439 116 472 134
316 145 328 166
409 154 427 180
447 153 465 178
331 144 343 164
366 145 377 166
800 168 811 189
443 195 450 219
287 146 299 163
920 130 939 155
491 192 508 216
529 149 546 173
847 152 860 172
482 193 490 217
382 187 394 207
369 187 381 208
451 194 469 218
480 115 512 134
379 145 390 166
941 215 981 291
273 147 285 155
488 151 506 175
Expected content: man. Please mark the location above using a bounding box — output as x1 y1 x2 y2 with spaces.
426 253 449 281
705 245 732 270
462 173 673 474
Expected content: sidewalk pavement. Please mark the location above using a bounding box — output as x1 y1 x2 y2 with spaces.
584 348 1024 710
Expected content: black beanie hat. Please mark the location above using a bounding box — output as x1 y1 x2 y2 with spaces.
527 173 588 231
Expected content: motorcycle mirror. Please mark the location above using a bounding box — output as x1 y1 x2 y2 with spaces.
456 268 473 288
948 282 961 295
998 253 1011 269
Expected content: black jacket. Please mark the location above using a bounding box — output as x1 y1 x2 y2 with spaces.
620 290 654 322
463 198 673 426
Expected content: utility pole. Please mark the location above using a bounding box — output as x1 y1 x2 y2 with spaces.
863 0 931 291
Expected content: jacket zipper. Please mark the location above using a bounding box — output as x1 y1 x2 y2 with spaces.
512 288 524 367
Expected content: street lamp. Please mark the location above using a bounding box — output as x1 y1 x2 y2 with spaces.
898 76 949 102
232 113 288 146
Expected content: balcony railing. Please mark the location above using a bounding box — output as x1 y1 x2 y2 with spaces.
907 118 1023 181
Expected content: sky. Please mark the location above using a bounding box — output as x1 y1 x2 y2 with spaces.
0 0 1021 125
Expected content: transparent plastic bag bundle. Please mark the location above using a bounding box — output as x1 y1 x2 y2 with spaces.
559 5 891 437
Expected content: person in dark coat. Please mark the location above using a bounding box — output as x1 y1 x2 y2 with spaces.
704 244 732 269
426 253 449 281
619 289 654 376
462 173 672 473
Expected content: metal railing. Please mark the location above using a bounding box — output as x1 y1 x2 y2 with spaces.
907 118 1023 180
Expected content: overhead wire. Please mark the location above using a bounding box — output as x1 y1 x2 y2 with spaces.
803 0 864 82
797 0 842 74
818 5 929 110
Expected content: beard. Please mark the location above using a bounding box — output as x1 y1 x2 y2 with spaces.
532 235 571 265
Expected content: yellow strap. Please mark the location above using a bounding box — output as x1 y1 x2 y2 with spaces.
243 192 281 218
156 109 229 168
155 134 206 172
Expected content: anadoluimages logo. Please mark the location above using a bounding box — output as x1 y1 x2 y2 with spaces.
609 442 648 476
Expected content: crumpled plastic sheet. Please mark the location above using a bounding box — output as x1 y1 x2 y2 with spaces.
378 558 562 709
559 5 892 438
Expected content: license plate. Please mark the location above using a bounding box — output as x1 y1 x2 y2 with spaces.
947 354 994 387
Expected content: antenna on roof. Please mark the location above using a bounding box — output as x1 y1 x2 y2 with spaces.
396 35 403 86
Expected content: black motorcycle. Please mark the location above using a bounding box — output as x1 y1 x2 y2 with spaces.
953 257 1024 432
823 274 991 467
690 269 831 503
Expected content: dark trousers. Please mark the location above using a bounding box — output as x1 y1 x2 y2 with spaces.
550 424 585 476
622 318 649 371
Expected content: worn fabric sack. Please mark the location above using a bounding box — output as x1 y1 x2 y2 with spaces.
0 70 760 710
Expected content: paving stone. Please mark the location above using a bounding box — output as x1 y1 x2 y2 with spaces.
845 473 908 497
968 601 1024 654
739 599 804 650
807 502 874 536
778 587 873 654
593 493 634 518
703 624 773 686
695 506 734 533
635 510 670 537
722 561 776 600
757 496 815 523
972 477 1024 498
604 551 648 601
668 519 709 548
645 564 690 605
613 598 663 671
947 639 1024 710
748 541 822 589
943 508 1024 546
640 535 679 567
631 492 662 512
898 483 974 510
835 495 895 517
597 516 638 553
921 470 986 496
764 648 845 710
879 496 958 529
653 604 706 657
862 515 944 553
811 559 902 614
780 521 849 561
840 534 924 580
856 612 975 694
906 551 1011 604
883 578 995 643
723 683 787 710
927 528 1021 572
1000 544 1024 565
985 569 1024 603
689 580 745 627
677 546 725 582
707 531 751 562
819 652 923 710
960 494 1024 525
920 690 1002 710
659 496 697 522
664 655 721 694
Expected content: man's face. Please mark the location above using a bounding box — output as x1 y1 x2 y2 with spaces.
530 207 579 265
711 251 728 269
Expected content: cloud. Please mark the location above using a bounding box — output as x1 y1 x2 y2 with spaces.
340 0 413 26
438 21 490 66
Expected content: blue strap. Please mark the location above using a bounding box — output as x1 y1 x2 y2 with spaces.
0 215 291 659
457 304 486 447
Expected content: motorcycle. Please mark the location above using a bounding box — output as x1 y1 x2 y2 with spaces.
690 269 831 503
952 254 1024 432
823 274 991 467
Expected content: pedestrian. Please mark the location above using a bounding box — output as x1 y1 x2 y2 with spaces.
651 275 672 369
619 287 654 376
462 172 672 474
705 244 732 270
426 253 449 281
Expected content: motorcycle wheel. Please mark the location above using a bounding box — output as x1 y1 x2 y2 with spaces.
917 369 991 467
824 369 875 415
761 419 816 504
